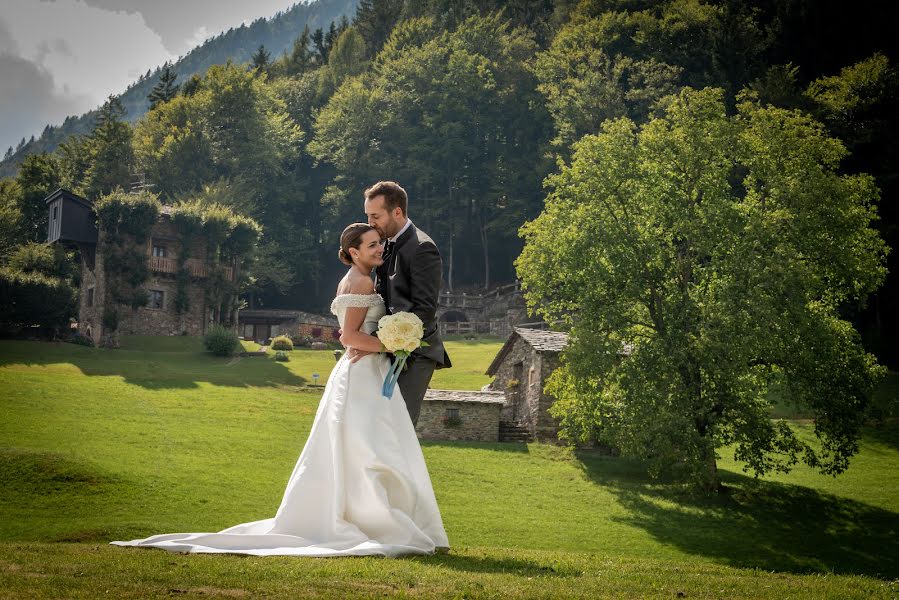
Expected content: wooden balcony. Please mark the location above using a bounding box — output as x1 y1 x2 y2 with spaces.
149 256 234 280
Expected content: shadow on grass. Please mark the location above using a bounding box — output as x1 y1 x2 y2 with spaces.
862 421 899 452
415 551 580 577
421 440 530 453
0 448 134 543
0 340 305 390
575 450 899 580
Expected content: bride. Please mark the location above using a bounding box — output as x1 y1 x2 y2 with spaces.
111 223 449 557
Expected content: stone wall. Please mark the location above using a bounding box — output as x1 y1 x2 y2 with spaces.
81 218 211 344
488 336 536 423
487 336 563 441
114 218 209 337
148 218 207 261
117 274 207 337
78 243 103 345
416 390 505 442
296 322 340 342
532 351 562 441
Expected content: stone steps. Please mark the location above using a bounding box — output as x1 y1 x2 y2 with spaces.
499 421 533 443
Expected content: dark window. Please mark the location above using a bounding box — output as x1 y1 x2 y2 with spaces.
52 205 58 220
86 287 94 307
152 245 167 258
446 408 460 419
148 289 164 309
312 327 322 338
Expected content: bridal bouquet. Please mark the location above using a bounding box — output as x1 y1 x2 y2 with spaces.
377 311 425 398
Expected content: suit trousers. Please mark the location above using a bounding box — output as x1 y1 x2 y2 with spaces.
397 354 437 426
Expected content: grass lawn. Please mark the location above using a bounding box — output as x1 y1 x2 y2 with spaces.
1 337 897 598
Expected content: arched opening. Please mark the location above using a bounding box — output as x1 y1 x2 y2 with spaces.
440 310 468 323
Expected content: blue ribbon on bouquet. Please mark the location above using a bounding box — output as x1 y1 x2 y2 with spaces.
381 352 409 399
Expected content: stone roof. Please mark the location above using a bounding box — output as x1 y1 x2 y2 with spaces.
424 389 506 405
485 327 569 376
513 327 569 352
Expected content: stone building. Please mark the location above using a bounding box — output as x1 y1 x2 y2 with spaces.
486 327 570 442
238 309 339 344
415 389 506 442
46 188 231 345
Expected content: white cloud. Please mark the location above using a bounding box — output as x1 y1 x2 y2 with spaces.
184 25 211 52
0 52 94 154
0 0 177 151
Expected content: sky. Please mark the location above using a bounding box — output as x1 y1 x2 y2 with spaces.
0 0 304 155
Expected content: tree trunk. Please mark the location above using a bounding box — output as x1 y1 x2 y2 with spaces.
701 447 720 494
448 226 454 292
447 180 454 292
479 210 490 290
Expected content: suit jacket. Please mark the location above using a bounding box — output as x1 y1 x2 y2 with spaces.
375 223 451 368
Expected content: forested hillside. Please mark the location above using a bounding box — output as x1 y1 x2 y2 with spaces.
0 0 358 178
1 0 896 367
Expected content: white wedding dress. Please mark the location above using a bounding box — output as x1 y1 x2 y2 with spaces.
111 293 449 557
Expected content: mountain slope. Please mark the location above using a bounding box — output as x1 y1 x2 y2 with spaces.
0 0 358 178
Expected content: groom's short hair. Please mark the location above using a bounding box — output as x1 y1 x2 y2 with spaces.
365 181 408 216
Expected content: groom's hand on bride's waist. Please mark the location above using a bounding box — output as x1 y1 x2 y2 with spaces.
347 347 375 363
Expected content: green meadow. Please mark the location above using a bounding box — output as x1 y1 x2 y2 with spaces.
0 337 897 598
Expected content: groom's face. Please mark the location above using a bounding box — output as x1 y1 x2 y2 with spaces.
364 194 404 240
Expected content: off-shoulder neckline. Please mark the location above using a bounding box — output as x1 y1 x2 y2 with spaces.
333 293 381 299
330 293 384 315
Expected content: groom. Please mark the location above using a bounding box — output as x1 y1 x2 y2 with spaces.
348 181 451 425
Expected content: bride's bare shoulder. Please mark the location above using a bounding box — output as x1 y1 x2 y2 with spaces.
336 269 375 296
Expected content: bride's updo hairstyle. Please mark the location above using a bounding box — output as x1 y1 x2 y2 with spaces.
339 223 377 266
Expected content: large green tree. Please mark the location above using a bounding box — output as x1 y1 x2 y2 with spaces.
15 153 60 242
0 179 23 255
134 62 311 298
517 87 888 491
82 96 134 200
311 14 551 289
533 1 771 152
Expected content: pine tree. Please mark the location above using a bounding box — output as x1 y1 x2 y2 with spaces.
251 45 271 74
324 21 338 52
354 0 403 58
286 26 313 75
148 66 180 110
4 147 13 160
83 95 134 199
312 27 328 63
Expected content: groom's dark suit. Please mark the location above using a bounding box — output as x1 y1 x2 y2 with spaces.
375 222 451 425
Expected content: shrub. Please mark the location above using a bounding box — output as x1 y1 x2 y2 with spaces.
203 324 239 356
442 415 463 428
69 332 95 347
274 350 290 362
9 242 70 278
0 267 77 328
271 335 294 351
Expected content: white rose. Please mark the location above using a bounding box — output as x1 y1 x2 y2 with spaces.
377 312 424 353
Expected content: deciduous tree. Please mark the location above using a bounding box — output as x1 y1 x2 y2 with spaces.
517 87 888 491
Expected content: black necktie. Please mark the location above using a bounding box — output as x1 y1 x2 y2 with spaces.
383 240 395 262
